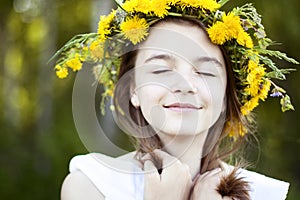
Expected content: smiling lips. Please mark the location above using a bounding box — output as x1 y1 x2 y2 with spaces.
163 103 202 112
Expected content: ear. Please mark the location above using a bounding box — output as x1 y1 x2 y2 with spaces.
130 92 140 108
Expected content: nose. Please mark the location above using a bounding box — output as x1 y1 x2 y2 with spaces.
171 72 198 95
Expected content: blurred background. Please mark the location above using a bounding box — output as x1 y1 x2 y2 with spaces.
0 0 299 199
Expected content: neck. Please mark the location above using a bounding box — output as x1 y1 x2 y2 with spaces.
159 132 208 180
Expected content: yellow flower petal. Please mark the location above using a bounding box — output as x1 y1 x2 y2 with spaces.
97 10 116 41
237 30 254 48
259 79 271 101
241 96 260 116
150 0 170 17
178 0 220 11
222 13 242 39
207 21 228 45
55 65 68 79
66 53 82 71
120 16 149 44
90 39 104 61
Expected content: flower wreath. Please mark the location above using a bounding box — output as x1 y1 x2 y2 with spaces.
51 0 298 138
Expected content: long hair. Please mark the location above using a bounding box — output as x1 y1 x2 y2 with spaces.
114 17 251 199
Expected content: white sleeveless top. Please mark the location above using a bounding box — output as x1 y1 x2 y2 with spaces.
69 153 289 200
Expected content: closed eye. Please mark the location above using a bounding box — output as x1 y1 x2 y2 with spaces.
152 69 172 74
195 71 216 77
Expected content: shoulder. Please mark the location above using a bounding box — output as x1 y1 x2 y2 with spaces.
237 168 289 200
63 152 144 200
61 170 105 200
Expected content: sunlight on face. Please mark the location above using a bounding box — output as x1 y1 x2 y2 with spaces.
131 21 227 137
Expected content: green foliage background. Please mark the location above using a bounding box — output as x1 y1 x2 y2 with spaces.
0 0 299 199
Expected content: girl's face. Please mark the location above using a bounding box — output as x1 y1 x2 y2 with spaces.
131 21 227 137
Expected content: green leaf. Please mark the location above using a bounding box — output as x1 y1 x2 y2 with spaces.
218 0 230 7
266 68 296 79
261 50 299 64
280 95 295 112
258 55 286 80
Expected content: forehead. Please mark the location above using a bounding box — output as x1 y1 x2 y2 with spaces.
136 21 225 64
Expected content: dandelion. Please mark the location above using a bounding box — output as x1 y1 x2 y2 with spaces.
97 10 116 41
226 121 247 139
150 0 170 18
178 0 199 9
259 79 271 101
66 53 82 71
222 13 242 39
207 21 229 45
198 0 220 11
135 0 152 14
55 65 68 79
90 39 104 60
178 0 220 11
237 30 254 48
120 16 149 44
122 0 138 13
122 0 150 14
241 96 259 116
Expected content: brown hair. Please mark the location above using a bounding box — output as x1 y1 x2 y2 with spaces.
114 17 251 198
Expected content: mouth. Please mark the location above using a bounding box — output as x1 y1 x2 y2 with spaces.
163 103 203 112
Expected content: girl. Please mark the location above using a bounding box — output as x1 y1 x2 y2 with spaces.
53 1 297 199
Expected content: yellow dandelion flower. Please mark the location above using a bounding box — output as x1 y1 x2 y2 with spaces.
66 53 82 71
259 79 271 101
222 13 242 39
198 0 220 11
225 121 235 138
150 0 170 18
120 16 149 45
237 30 254 48
55 65 68 79
226 121 247 139
90 39 104 61
238 123 247 137
177 0 196 8
247 59 258 71
244 83 259 97
122 0 150 14
241 96 259 116
207 21 229 45
105 88 114 97
245 61 266 97
179 0 219 10
122 0 138 12
97 10 116 41
135 0 152 14
247 66 266 83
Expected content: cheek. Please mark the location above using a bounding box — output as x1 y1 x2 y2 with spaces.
136 85 167 123
199 75 227 121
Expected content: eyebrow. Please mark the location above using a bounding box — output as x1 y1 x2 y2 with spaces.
144 53 174 64
197 57 223 67
144 54 223 67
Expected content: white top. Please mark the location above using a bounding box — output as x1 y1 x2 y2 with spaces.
69 153 289 200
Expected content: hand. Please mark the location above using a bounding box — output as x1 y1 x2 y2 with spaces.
143 149 192 200
190 169 232 200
